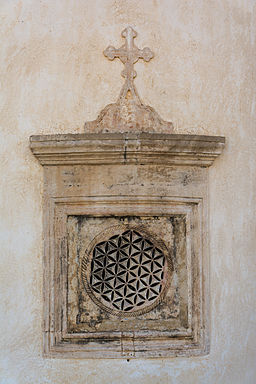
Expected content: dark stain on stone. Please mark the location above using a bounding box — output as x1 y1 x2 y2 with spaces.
182 174 191 186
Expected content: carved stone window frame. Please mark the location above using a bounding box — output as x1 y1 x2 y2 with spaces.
30 133 225 358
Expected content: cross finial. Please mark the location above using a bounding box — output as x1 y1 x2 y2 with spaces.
104 26 154 102
85 27 173 133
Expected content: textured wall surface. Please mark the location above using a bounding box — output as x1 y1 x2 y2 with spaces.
0 0 255 383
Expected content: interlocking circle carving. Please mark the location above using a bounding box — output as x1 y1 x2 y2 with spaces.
81 225 171 316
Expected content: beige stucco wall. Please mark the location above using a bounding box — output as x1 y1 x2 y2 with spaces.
0 0 255 383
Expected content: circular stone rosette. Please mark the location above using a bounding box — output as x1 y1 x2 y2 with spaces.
81 225 172 317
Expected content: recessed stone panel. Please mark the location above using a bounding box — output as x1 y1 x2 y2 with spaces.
67 215 188 335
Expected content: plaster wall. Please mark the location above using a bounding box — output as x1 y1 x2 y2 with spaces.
0 0 255 383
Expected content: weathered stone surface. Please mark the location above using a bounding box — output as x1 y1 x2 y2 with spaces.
30 133 225 166
30 133 224 358
84 96 174 133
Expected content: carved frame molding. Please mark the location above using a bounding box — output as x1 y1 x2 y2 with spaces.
43 195 207 358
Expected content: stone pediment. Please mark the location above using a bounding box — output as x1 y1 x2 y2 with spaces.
84 96 173 133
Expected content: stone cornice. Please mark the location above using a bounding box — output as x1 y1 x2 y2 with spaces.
30 132 225 167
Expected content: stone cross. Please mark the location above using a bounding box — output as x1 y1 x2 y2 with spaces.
104 26 154 100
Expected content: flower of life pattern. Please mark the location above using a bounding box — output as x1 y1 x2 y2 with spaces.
89 229 166 313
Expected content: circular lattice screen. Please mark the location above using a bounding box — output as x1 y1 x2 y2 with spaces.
82 227 170 316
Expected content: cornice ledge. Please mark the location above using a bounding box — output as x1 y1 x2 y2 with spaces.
30 133 225 167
